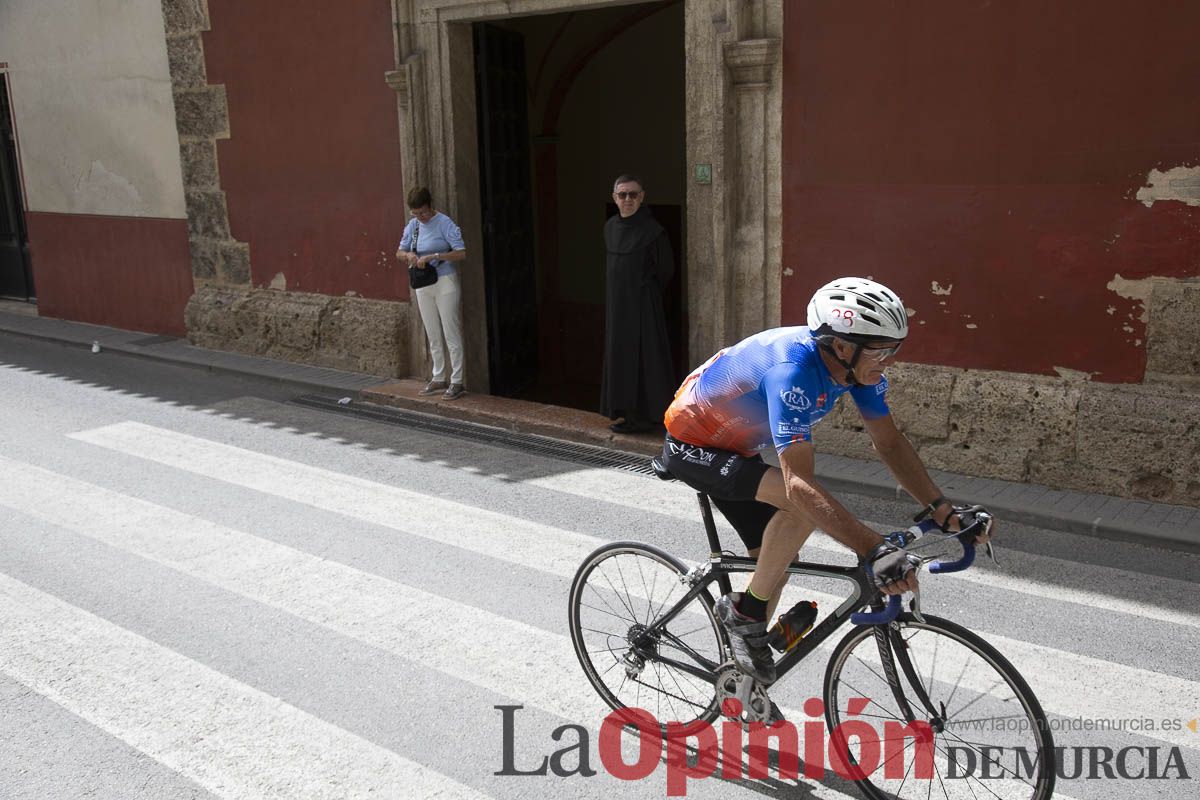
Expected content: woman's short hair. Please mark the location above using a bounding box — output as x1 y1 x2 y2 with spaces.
407 186 433 209
612 174 644 192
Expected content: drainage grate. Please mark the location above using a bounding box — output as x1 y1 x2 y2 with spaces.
291 394 658 477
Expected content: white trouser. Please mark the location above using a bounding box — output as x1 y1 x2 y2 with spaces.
414 271 464 384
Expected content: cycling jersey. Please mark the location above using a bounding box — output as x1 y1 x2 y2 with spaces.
664 326 890 456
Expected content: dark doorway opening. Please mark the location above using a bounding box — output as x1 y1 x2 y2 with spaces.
472 0 685 412
0 75 34 301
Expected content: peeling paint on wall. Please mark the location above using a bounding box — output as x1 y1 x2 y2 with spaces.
930 281 953 295
1135 165 1200 207
1105 273 1154 323
1053 366 1096 381
269 272 287 290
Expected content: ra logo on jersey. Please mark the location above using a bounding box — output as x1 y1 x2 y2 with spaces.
779 386 812 413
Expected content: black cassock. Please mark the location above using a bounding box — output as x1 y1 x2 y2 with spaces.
600 206 676 424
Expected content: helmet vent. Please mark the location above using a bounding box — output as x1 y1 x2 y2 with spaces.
860 311 882 326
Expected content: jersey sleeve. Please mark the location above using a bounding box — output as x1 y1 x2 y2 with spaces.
761 362 819 453
849 374 891 419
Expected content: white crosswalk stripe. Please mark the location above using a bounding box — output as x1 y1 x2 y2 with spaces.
0 572 492 800
70 421 603 578
64 422 1200 752
0 456 608 725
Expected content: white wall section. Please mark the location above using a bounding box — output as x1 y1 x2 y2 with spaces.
0 0 186 217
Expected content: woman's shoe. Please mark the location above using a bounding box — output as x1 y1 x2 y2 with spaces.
418 380 448 396
442 383 465 400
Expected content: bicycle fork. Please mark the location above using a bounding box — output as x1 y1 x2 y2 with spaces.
873 623 944 730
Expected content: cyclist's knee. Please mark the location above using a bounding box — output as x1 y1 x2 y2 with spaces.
769 509 815 538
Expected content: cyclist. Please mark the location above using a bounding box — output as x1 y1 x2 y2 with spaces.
660 277 992 683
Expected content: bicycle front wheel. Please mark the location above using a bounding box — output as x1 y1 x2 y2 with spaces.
568 541 727 728
824 614 1055 800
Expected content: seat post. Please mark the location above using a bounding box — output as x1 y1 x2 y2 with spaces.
696 492 733 596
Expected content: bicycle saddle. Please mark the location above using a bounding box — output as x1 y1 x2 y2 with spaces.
650 457 677 481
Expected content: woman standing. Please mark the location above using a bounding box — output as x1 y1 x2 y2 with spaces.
396 187 469 400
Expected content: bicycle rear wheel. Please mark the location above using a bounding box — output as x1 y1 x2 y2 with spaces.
823 614 1055 800
568 541 727 728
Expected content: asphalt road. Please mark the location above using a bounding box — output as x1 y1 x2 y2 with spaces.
1 333 1197 799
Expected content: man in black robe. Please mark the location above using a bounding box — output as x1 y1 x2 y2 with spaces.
601 174 676 433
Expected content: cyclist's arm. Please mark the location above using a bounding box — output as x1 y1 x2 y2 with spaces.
863 414 993 542
775 443 917 593
862 414 953 526
776 442 883 557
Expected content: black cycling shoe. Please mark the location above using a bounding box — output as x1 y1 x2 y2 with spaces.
715 594 776 684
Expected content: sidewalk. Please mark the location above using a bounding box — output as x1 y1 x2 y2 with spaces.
3 300 1198 552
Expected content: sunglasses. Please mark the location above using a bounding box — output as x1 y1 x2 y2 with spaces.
614 191 642 200
860 342 902 361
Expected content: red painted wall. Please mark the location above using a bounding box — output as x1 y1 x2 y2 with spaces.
27 212 193 336
203 0 408 300
781 1 1200 382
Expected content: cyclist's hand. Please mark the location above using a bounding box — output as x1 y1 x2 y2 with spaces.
937 503 995 545
865 542 922 595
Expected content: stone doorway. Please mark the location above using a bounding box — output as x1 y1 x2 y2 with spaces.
386 0 783 398
475 2 686 411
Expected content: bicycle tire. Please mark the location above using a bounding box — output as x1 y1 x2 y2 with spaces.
823 613 1055 800
568 541 727 729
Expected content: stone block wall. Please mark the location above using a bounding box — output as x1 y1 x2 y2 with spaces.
819 361 1200 506
163 0 410 377
185 286 410 377
161 0 249 286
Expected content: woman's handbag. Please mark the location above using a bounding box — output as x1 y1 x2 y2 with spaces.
406 220 439 290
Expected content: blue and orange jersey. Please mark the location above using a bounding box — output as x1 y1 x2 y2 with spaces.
664 326 890 456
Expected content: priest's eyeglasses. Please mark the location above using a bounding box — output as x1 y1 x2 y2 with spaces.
615 191 642 200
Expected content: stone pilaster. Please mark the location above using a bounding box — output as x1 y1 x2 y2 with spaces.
161 0 250 286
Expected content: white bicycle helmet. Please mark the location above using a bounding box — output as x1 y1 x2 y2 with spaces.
807 277 909 343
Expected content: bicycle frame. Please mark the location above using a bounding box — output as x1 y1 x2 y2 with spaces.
636 552 878 687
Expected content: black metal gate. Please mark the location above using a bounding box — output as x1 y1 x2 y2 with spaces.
474 23 538 397
0 75 33 300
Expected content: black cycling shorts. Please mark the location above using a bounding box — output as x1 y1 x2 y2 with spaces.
661 434 778 552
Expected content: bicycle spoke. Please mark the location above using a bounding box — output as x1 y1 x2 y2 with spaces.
942 651 972 713
945 677 1007 721
939 728 1039 788
838 676 906 725
584 581 633 626
602 559 642 623
577 624 625 638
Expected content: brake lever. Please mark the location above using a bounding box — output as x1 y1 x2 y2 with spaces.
908 592 926 624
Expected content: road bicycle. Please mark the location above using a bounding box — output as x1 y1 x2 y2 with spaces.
567 459 1056 799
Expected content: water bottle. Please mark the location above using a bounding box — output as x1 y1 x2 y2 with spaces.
767 600 818 653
